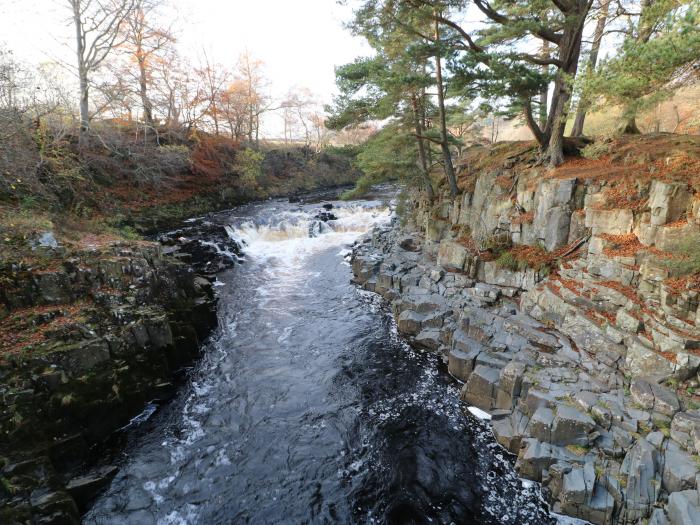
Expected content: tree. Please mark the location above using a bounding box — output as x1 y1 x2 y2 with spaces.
195 52 230 135
327 50 437 200
66 0 134 143
433 13 458 197
309 113 330 150
237 50 270 146
428 0 593 166
570 0 610 136
219 79 249 140
590 0 700 134
280 88 318 146
346 123 429 199
122 0 175 126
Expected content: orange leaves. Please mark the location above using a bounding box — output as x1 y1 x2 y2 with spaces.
599 233 644 257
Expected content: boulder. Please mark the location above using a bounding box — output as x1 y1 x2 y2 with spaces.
672 411 700 453
437 240 469 272
414 329 441 351
616 309 643 334
397 310 423 336
667 490 700 525
585 208 634 236
551 405 597 446
517 438 575 482
528 406 555 443
58 338 111 376
663 449 699 493
496 360 527 409
630 378 680 416
448 348 479 382
649 180 691 227
398 235 420 252
460 365 500 410
543 206 572 252
620 439 660 523
625 339 675 380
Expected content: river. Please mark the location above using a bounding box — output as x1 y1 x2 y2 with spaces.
85 193 558 525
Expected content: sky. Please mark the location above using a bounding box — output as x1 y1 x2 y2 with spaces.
0 0 372 135
0 0 622 138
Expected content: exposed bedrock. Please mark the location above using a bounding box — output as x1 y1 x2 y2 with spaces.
351 162 700 524
0 242 218 524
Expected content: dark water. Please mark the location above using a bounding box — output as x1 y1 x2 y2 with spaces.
85 197 554 525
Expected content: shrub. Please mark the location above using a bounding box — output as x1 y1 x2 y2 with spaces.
481 233 512 252
496 250 526 271
581 139 612 160
235 148 265 191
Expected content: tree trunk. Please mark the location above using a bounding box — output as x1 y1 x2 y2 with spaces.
72 1 89 144
412 95 435 201
212 98 219 135
138 55 153 126
621 116 641 134
434 16 458 199
78 72 89 144
571 0 610 137
544 1 587 167
617 0 656 134
539 40 550 130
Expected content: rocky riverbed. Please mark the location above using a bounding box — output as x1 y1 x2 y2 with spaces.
351 214 700 524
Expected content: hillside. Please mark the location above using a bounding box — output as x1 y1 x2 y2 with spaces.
0 124 360 262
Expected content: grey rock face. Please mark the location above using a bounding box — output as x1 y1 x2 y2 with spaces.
350 189 700 525
460 365 500 410
529 406 555 443
630 378 680 416
551 405 597 446
663 449 699 493
397 310 423 336
667 490 700 525
620 439 660 523
448 348 479 382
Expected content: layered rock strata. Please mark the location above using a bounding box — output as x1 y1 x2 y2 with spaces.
351 160 700 524
0 242 217 524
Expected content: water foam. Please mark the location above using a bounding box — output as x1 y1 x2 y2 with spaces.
225 204 391 267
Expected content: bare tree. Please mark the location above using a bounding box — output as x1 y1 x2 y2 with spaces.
237 50 270 147
195 51 229 135
219 79 249 140
67 0 134 143
122 0 174 126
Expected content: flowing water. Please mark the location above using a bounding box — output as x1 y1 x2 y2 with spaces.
85 194 558 525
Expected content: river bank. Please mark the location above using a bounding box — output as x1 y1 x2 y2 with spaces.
350 136 700 525
0 239 218 524
0 184 357 524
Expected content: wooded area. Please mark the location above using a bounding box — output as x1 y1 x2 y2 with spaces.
0 0 333 152
327 0 700 198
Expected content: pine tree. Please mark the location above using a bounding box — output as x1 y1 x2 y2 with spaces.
590 0 700 133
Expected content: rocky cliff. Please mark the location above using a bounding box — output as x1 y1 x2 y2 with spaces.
0 241 217 524
352 135 700 524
